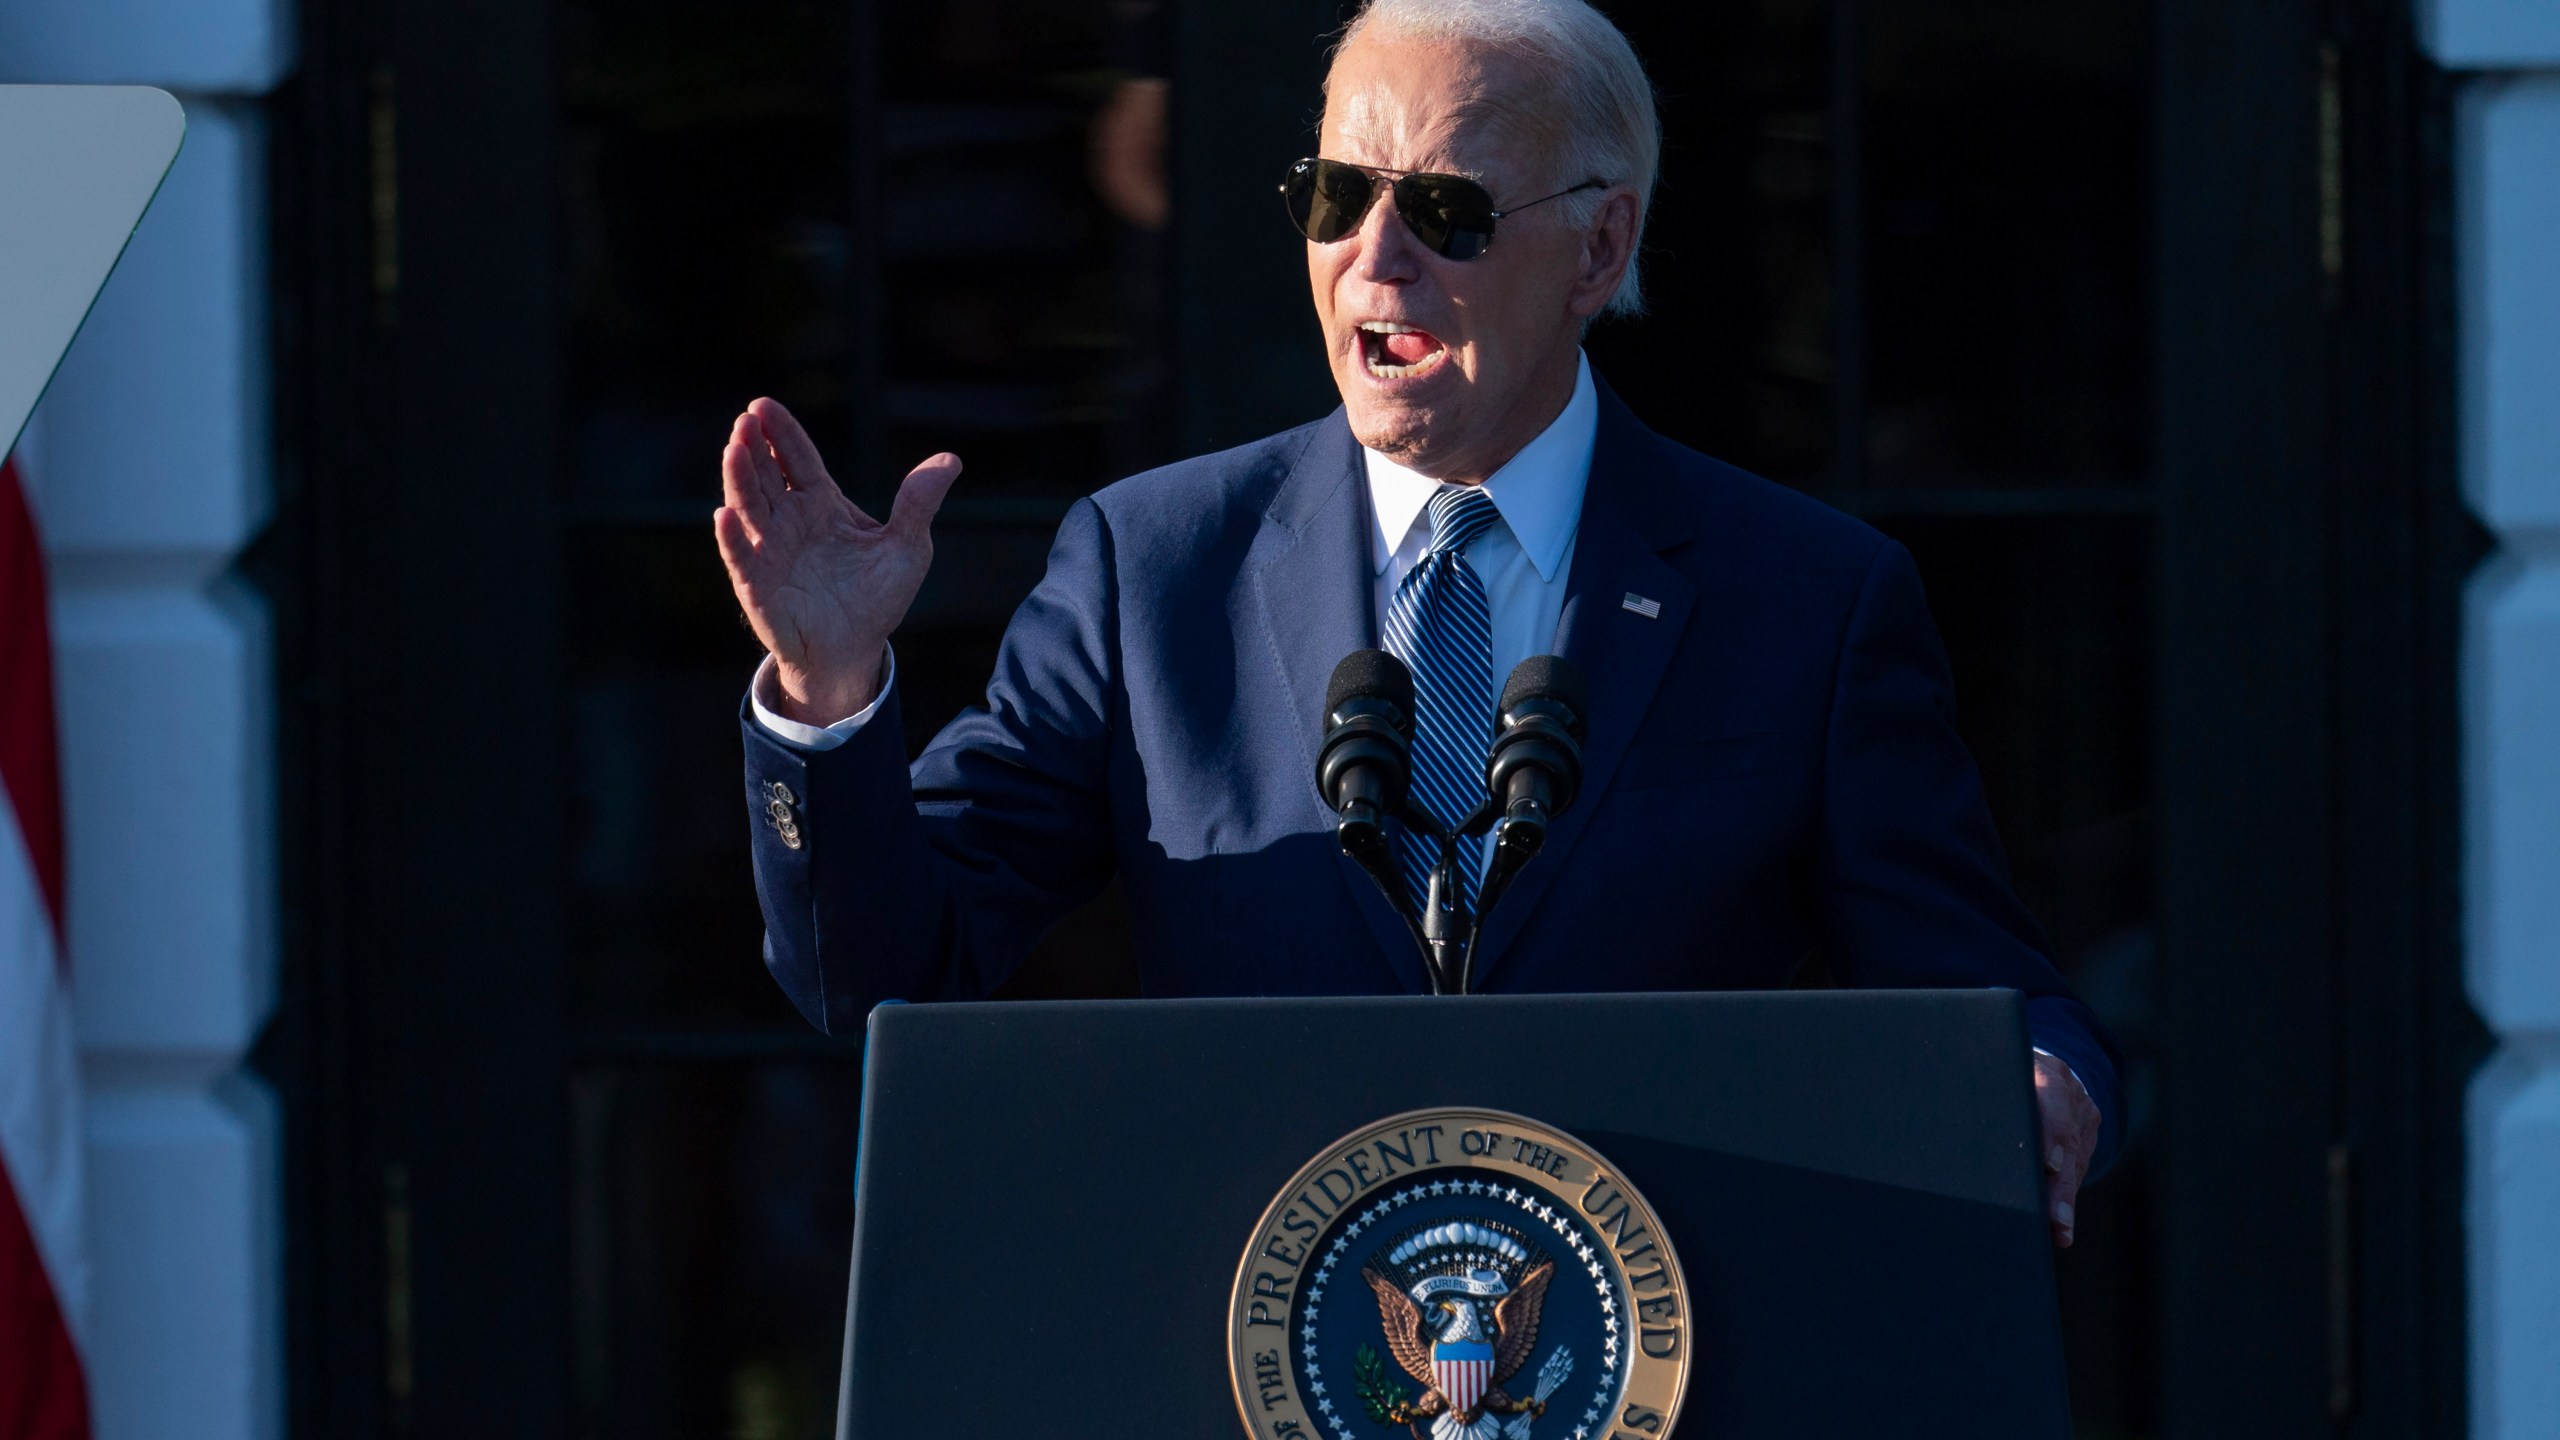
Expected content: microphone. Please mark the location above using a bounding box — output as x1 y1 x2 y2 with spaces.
1318 650 1417 883
1461 655 1588 994
1484 655 1590 853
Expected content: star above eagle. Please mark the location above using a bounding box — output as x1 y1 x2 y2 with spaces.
1363 1260 1555 1429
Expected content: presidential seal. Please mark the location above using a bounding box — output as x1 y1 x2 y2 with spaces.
1229 1108 1689 1440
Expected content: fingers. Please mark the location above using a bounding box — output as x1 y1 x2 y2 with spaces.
723 413 783 535
889 452 965 537
713 505 759 590
2049 1157 2084 1248
747 396 841 497
2032 1051 2099 1249
2060 1103 2099 1247
2042 1132 2082 1248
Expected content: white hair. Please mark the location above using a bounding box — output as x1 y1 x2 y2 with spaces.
1329 0 1662 317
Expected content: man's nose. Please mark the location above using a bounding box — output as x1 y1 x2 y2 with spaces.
1351 182 1424 285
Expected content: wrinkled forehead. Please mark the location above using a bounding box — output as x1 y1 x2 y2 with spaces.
1319 35 1559 186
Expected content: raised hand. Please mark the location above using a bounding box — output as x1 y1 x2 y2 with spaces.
713 397 963 723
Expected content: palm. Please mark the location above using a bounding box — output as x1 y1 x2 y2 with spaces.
714 398 961 719
735 486 906 661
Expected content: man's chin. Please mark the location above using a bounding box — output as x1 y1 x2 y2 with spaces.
1341 391 1462 465
1345 407 1441 465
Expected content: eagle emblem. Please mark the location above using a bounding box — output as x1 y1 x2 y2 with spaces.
1227 1109 1688 1440
1355 1221 1573 1440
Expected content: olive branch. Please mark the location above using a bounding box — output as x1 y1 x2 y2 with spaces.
1353 1344 1411 1425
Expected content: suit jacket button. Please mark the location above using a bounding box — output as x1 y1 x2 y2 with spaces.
777 819 803 850
767 780 797 807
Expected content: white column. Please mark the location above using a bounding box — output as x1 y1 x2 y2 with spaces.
2428 0 2560 1433
1 4 289 1438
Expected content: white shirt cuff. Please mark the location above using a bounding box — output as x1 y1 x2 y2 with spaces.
2031 1046 2090 1100
748 648 894 751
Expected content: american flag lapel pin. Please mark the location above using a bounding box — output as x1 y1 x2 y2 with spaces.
1622 591 1662 619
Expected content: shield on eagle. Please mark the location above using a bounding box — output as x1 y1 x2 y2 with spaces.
1361 1219 1557 1428
1432 1339 1496 1415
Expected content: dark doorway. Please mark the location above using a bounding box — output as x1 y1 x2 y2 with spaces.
1589 0 2164 1427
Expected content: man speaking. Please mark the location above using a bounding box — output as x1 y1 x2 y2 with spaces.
714 0 2119 1244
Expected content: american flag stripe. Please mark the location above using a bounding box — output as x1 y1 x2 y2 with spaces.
0 450 94 1438
1434 1355 1493 1414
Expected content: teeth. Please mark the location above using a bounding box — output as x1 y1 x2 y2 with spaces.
1355 320 1446 378
1362 345 1447 379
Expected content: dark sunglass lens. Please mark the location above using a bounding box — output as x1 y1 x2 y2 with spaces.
1280 162 1321 238
1290 160 1373 244
1394 174 1496 259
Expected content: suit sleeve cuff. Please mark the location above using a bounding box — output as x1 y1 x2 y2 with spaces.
748 648 894 751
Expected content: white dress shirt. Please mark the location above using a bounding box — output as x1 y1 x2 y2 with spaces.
749 352 1599 747
1365 352 1595 694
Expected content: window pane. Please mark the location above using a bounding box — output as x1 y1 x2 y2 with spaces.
566 529 791 1028
555 0 1171 1028
559 0 858 501
572 1063 861 1440
872 0 1173 498
1589 0 1835 484
1861 0 2152 489
1883 512 2160 1435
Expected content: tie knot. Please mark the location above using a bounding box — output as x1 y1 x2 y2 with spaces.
1425 485 1501 557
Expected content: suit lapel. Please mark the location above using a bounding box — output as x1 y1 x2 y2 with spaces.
1470 385 1696 987
1244 411 1435 993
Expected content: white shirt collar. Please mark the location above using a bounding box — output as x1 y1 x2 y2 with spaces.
1362 351 1596 584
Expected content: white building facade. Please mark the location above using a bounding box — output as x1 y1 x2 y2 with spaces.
2432 0 2560 1434
0 1 289 1437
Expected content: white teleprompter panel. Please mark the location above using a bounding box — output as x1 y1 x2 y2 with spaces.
0 85 183 461
36 103 269 559
2452 69 2560 1440
0 0 290 95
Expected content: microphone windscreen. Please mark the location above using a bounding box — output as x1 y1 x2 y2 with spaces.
1327 648 1415 716
1500 654 1589 732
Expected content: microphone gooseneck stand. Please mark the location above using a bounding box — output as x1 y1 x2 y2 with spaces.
1317 650 1590 997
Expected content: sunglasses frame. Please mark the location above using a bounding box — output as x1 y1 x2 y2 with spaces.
1279 157 1609 260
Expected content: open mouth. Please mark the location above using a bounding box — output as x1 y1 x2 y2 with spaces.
1357 322 1449 380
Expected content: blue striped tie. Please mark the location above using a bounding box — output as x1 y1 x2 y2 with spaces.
1380 484 1502 915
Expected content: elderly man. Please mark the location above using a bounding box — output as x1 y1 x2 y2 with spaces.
714 0 2119 1242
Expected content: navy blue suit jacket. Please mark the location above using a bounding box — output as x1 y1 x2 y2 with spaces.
742 383 2124 1172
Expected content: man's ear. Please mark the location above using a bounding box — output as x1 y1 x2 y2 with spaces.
1570 189 1643 318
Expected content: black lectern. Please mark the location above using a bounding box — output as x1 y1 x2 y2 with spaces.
835 990 2068 1438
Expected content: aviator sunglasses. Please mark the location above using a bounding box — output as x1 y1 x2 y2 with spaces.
1279 157 1607 261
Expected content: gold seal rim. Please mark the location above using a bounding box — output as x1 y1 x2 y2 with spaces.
1227 1106 1690 1440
